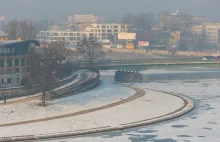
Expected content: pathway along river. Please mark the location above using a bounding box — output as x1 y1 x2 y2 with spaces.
39 67 220 142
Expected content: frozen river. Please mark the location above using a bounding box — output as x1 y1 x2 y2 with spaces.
41 68 220 142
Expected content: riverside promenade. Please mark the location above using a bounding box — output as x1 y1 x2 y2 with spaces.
0 81 194 141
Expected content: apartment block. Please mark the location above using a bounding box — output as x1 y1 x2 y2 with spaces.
205 22 220 44
37 23 128 45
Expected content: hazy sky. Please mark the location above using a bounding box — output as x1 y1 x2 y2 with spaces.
0 0 219 22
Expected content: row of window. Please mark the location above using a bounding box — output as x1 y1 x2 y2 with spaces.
0 67 29 75
40 32 82 36
0 58 28 67
90 29 122 32
207 28 220 31
0 48 15 55
1 77 19 85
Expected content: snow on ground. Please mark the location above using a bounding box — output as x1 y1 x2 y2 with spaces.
47 79 220 142
0 88 184 138
0 81 134 124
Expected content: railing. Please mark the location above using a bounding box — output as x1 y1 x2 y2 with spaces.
51 68 100 99
0 73 77 100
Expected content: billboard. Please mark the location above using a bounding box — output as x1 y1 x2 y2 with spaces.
118 33 136 40
138 41 149 47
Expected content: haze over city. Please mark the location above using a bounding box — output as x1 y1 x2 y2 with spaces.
1 1 220 142
0 0 220 21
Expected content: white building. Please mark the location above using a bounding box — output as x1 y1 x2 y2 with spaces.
37 23 128 45
204 22 220 44
37 30 87 45
85 23 128 40
68 14 99 24
192 25 204 35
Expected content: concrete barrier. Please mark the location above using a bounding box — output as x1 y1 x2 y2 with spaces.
148 50 215 57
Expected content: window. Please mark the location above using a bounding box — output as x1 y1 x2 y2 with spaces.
14 68 19 73
0 59 4 67
27 59 29 65
1 79 4 84
15 59 19 67
7 78 12 84
21 58 25 66
114 26 118 28
7 59 12 67
102 25 106 28
7 68 12 74
17 77 19 83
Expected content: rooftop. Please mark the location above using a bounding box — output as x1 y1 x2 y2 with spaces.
0 40 40 47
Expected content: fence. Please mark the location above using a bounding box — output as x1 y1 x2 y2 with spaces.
148 50 215 57
51 68 100 99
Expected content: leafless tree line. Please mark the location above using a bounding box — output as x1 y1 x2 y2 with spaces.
5 19 37 40
122 12 155 31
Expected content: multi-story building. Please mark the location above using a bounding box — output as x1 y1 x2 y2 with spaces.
49 25 61 31
0 40 40 88
37 30 87 45
192 15 207 24
68 14 100 24
204 22 220 45
85 23 128 40
159 9 206 31
37 23 128 45
192 25 204 35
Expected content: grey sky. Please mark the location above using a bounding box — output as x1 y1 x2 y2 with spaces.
0 0 219 21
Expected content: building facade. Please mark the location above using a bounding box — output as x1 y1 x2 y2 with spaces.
204 22 220 45
192 25 204 35
37 30 87 45
37 23 128 45
68 14 100 24
85 23 128 40
0 40 40 88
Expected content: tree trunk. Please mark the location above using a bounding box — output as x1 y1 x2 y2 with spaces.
42 91 46 107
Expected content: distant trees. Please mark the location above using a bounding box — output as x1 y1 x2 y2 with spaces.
5 20 19 40
23 41 70 106
5 19 37 40
122 12 155 31
77 38 105 67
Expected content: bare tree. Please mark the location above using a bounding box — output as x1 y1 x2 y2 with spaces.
5 19 37 40
19 19 37 40
122 12 155 31
77 38 105 67
24 41 70 106
5 19 19 40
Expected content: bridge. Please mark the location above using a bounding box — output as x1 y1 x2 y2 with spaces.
94 61 219 71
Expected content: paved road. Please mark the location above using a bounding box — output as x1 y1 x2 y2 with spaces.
0 71 96 106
